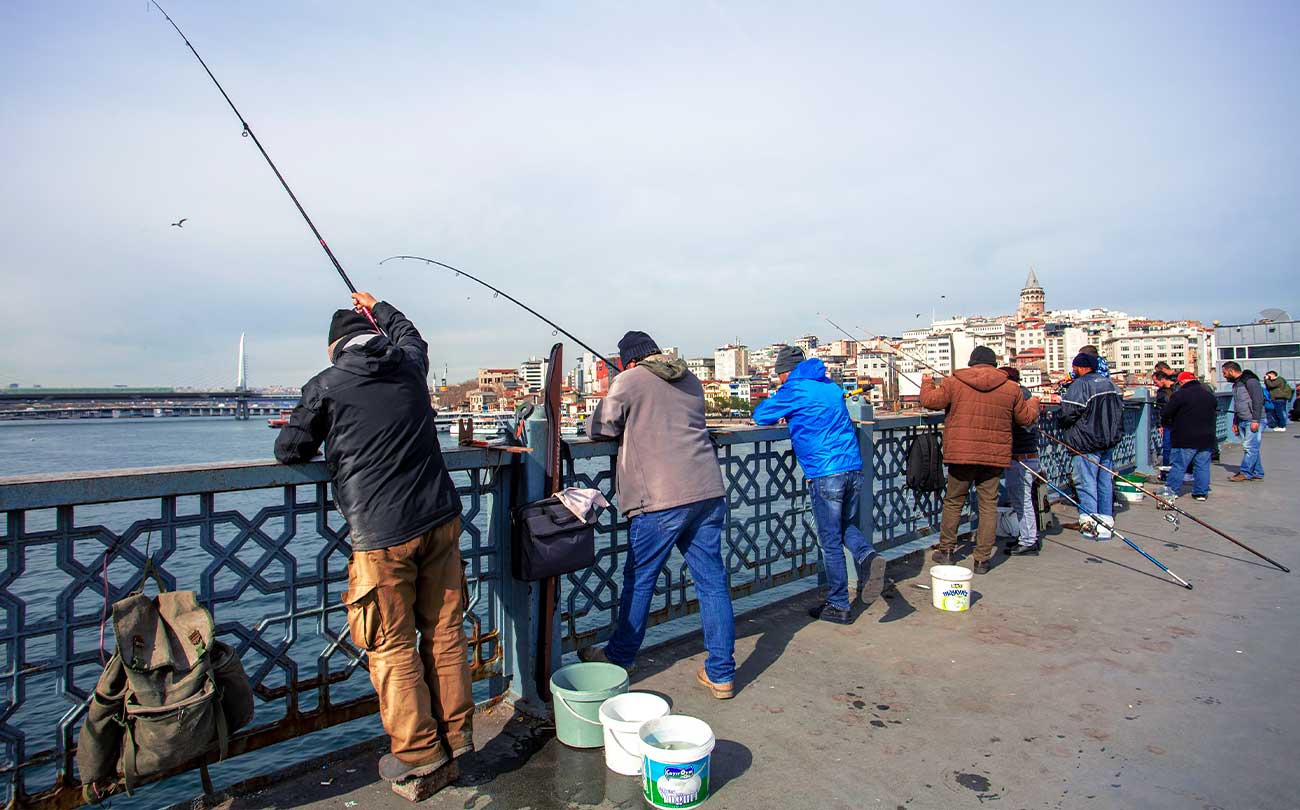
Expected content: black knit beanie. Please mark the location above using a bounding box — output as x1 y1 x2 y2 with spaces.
969 346 997 367
329 309 373 345
618 331 660 367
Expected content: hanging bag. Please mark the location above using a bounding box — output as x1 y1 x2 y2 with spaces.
512 495 597 581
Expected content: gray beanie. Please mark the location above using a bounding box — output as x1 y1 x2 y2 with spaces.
774 345 806 375
968 346 997 367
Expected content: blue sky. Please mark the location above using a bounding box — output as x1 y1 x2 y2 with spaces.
2 1 1296 386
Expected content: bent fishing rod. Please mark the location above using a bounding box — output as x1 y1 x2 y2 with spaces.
150 1 379 329
380 256 619 369
1040 432 1290 573
1017 461 1192 589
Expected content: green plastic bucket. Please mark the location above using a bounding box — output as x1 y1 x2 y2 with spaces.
550 662 629 748
1115 472 1147 502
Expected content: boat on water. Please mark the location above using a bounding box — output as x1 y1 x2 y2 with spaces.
267 409 293 429
434 410 514 433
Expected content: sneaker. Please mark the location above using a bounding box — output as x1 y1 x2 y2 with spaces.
808 601 853 624
1227 473 1250 482
696 667 734 700
1009 542 1040 556
379 750 450 782
857 553 887 605
1094 516 1113 541
1272 427 1287 432
1192 494 1208 502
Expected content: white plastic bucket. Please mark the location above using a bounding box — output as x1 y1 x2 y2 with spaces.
639 715 716 808
930 564 973 612
598 692 670 775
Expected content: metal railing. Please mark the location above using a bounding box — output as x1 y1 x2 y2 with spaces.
0 396 1182 808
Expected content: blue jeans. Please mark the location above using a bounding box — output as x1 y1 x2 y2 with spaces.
1266 400 1288 429
1003 457 1039 546
604 497 735 683
1164 447 1210 497
808 470 876 610
1238 421 1264 478
1160 427 1173 466
1073 449 1114 518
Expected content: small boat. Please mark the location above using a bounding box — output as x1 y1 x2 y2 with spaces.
267 409 293 429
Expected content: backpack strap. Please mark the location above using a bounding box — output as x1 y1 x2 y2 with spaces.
122 720 139 796
210 667 230 761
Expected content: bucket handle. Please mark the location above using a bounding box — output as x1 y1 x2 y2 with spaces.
555 695 605 726
607 725 644 760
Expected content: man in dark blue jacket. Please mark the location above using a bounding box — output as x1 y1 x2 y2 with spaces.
754 347 883 624
1058 352 1124 540
276 293 470 786
1160 371 1217 503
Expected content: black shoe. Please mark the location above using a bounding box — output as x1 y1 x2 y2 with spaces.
931 550 953 565
973 560 990 575
808 602 853 624
1002 540 1018 552
1192 494 1208 502
1009 542 1040 556
857 553 887 605
379 751 450 782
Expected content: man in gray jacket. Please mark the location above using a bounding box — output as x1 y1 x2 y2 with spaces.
578 331 736 699
1223 361 1266 481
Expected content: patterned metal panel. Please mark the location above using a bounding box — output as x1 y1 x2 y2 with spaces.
0 460 509 809
870 420 945 547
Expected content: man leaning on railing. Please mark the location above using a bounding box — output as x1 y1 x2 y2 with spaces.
274 292 471 789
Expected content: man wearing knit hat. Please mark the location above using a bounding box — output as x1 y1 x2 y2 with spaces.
276 292 470 786
1058 352 1124 539
753 346 885 624
1159 371 1217 503
919 346 1040 574
579 330 736 699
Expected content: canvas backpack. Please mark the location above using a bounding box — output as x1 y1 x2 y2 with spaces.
905 433 946 504
77 584 254 803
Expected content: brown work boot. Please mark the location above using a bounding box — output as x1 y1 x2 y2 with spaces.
379 748 450 782
696 667 734 700
446 732 474 760
931 549 954 565
1227 473 1249 482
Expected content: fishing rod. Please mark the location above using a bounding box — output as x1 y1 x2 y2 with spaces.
819 313 927 390
379 255 619 369
1040 432 1290 573
150 1 379 330
1017 461 1192 589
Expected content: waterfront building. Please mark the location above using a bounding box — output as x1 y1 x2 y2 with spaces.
519 356 548 393
794 334 819 353
478 367 520 388
686 356 716 380
714 343 750 381
1214 318 1299 385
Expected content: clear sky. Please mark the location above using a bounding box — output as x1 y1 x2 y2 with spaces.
2 1 1296 387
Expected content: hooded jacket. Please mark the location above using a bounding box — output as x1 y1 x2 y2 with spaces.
1265 374 1293 402
274 301 459 551
1161 379 1218 450
587 355 725 518
752 358 861 479
1231 370 1266 423
1058 371 1124 453
918 366 1039 468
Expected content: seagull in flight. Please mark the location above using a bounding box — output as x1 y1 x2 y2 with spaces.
171 218 188 228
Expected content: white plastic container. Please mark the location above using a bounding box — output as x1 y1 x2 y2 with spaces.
639 715 716 808
598 692 670 775
930 564 973 612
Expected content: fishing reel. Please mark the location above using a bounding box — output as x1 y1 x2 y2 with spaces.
1164 512 1181 531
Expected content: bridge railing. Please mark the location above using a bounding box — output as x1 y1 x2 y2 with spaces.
0 396 1168 808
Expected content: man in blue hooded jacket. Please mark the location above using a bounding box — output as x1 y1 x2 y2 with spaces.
753 346 884 624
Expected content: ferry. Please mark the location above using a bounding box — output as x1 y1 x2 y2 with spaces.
267 409 293 429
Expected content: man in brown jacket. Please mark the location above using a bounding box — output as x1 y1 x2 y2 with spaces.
919 346 1040 574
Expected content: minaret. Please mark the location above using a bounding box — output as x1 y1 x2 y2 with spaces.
1018 269 1046 321
236 333 248 391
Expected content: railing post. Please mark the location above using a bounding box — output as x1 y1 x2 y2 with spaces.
847 396 875 584
1132 388 1154 474
501 411 550 712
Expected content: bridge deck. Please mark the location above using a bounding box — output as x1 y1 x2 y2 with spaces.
188 431 1299 810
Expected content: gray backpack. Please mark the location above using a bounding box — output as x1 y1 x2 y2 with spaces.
77 587 254 803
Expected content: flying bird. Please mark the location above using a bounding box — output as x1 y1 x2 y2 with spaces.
915 313 921 318
171 218 188 228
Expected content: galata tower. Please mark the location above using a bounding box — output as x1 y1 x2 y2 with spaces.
1018 268 1046 320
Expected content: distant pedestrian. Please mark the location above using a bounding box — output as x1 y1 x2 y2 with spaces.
1151 369 1180 473
581 331 736 699
754 346 884 624
919 347 1040 574
1263 371 1292 432
1222 361 1266 481
998 367 1042 556
1059 352 1124 540
276 292 470 784
1159 371 1217 503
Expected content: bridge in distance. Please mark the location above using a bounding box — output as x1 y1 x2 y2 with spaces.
0 389 300 421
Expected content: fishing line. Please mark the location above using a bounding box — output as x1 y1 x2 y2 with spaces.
379 255 619 369
149 1 379 331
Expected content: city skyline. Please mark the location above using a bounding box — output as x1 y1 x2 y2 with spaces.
4 2 1296 386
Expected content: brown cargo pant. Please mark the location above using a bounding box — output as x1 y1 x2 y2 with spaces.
344 517 473 765
938 464 1003 563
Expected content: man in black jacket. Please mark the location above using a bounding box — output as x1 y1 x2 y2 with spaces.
1159 372 1217 503
276 292 470 785
999 367 1042 556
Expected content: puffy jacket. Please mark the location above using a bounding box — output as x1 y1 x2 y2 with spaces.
1058 371 1124 453
587 355 725 518
752 358 861 479
1161 379 1218 450
275 301 459 551
1265 374 1293 402
1231 370 1266 423
918 365 1039 468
